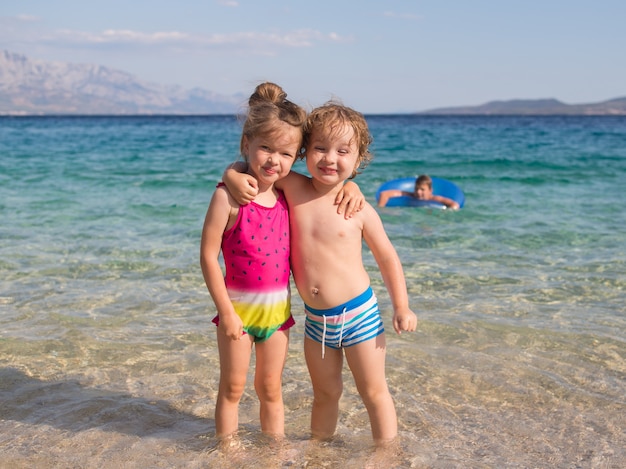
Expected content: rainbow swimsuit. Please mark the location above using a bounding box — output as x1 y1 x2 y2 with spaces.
216 190 293 341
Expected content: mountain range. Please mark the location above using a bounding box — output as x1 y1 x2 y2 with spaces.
418 97 626 115
1 50 625 116
0 50 244 115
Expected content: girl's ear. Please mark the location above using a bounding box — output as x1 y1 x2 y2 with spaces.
242 135 249 158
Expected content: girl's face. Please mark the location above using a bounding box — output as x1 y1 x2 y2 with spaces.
242 121 301 189
305 123 359 185
414 183 433 200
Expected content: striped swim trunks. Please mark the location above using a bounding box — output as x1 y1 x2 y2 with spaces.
304 287 384 358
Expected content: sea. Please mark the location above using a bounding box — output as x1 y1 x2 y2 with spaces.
1 114 624 469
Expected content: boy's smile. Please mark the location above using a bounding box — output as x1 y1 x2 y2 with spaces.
306 124 359 184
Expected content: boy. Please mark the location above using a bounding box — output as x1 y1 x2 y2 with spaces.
377 174 460 209
225 101 417 445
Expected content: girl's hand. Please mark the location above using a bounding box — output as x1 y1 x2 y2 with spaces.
218 313 244 341
335 181 365 218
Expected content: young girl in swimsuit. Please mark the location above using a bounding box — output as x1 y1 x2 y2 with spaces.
224 101 417 445
201 84 363 441
200 82 306 440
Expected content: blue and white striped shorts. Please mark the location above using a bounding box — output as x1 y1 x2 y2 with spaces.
304 287 384 358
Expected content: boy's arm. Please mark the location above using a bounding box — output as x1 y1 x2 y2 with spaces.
377 189 402 207
223 162 258 205
361 204 417 333
432 195 460 210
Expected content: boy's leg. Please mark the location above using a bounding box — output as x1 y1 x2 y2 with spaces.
304 337 344 440
215 331 254 437
344 333 398 444
254 329 290 437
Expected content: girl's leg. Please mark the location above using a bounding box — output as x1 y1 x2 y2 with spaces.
254 329 290 437
344 333 397 444
304 337 344 440
215 331 254 438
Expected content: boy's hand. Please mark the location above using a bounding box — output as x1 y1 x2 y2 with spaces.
233 174 259 204
223 166 258 205
335 181 365 218
392 308 418 334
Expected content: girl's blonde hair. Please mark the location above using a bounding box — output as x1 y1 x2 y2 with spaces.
240 82 306 158
302 101 373 178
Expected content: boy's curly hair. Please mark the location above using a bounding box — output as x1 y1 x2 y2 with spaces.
302 101 373 179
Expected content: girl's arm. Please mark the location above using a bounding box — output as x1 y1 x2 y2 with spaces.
200 187 243 340
222 163 364 218
361 203 417 334
336 181 365 216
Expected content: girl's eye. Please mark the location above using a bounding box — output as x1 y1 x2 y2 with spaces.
314 146 325 152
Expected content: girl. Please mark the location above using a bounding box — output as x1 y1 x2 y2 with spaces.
200 82 305 439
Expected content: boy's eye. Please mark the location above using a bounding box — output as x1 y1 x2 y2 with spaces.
314 146 325 152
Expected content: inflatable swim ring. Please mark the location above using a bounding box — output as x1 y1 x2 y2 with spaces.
375 177 465 209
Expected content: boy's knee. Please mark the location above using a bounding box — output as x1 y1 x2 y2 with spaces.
358 386 391 407
314 383 343 403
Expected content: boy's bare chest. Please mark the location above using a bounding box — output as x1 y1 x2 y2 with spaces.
292 201 360 243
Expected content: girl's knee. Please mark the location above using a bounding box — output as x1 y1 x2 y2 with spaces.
254 378 283 403
220 380 246 402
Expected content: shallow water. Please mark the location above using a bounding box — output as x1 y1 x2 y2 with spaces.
1 115 625 468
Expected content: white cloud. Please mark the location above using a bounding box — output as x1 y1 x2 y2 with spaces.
217 0 239 6
42 27 348 51
16 14 41 22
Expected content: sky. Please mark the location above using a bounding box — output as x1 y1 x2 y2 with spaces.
1 0 625 114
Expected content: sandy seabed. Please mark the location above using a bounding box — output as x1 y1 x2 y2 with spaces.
2 319 625 469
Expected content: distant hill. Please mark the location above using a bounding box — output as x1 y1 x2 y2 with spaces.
0 50 244 115
419 97 626 115
3 50 625 116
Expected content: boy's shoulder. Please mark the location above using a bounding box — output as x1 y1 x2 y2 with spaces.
279 170 313 191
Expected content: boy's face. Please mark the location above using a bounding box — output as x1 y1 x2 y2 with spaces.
305 123 359 185
414 183 433 200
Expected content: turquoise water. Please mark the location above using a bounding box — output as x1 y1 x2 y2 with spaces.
1 115 625 468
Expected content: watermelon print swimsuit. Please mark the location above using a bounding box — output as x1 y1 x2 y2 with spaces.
213 189 294 342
